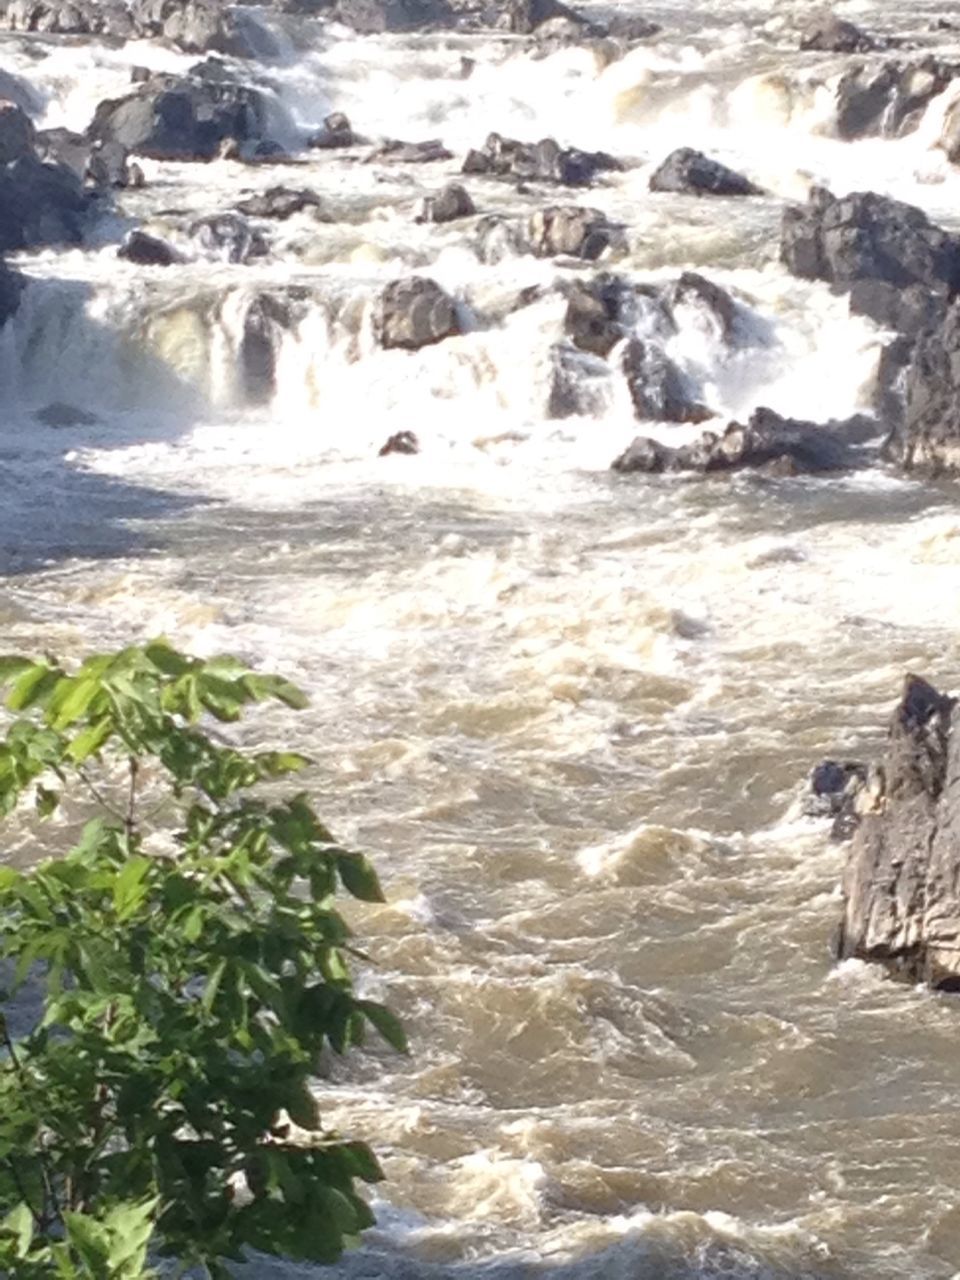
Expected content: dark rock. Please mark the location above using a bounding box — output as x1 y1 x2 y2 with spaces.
0 155 90 252
34 401 100 427
331 0 453 32
780 187 960 335
88 72 269 163
547 341 612 418
0 0 264 55
415 183 475 223
117 229 181 265
599 13 659 40
379 430 420 456
799 13 877 53
835 57 956 141
36 129 137 189
0 259 25 326
240 294 289 404
0 101 36 166
612 406 866 475
527 205 614 258
563 273 636 356
462 131 622 186
235 186 323 219
835 675 960 987
621 337 712 424
803 759 869 840
0 69 42 116
308 112 356 150
368 138 452 164
189 212 268 263
500 0 586 35
649 147 760 197
887 297 960 474
665 270 739 342
376 277 460 350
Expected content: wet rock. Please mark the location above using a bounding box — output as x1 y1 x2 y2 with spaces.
189 212 269 263
368 138 452 164
0 69 42 117
379 430 420 456
36 129 139 189
376 276 460 350
803 760 869 840
664 271 739 342
835 675 960 988
780 187 960 334
612 406 866 475
234 187 323 219
240 294 289 404
0 0 263 54
649 147 760 197
527 205 614 258
563 273 637 356
415 183 475 223
621 337 712 424
887 297 960 474
0 155 90 252
0 102 36 166
799 13 877 53
499 0 586 35
462 132 622 186
835 57 957 140
34 402 100 427
547 341 612 418
331 0 453 32
599 13 659 40
88 72 270 163
117 228 181 265
308 112 357 150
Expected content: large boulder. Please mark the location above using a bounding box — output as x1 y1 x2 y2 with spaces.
462 132 622 187
799 12 877 53
780 187 960 333
87 71 270 162
835 676 960 988
375 277 460 350
612 406 869 475
648 147 760 197
886 297 960 474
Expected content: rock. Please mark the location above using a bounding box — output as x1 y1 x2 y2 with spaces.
308 112 356 150
665 271 739 342
527 205 614 258
802 759 869 839
0 102 36 166
649 147 760 197
547 341 612 417
621 337 712 423
375 277 460 350
799 12 877 53
835 57 956 141
780 187 960 334
189 212 268 263
563 274 636 356
379 430 420 455
0 156 90 252
234 187 323 219
34 401 100 427
415 183 475 223
612 406 866 475
36 129 138 189
368 138 452 164
0 0 264 54
0 259 24 326
331 0 453 32
117 229 181 265
941 97 960 164
240 294 290 404
887 297 960 474
87 72 269 163
462 132 622 186
835 675 960 987
599 13 659 40
499 0 586 35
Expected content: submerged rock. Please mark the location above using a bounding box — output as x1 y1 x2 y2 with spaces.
117 229 181 265
799 12 878 53
836 675 960 988
462 132 622 186
376 277 460 350
612 407 869 475
649 147 760 197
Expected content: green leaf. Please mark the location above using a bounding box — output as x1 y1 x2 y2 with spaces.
63 1211 111 1270
113 856 152 922
3 1202 34 1258
144 640 192 677
6 664 59 712
357 1000 408 1053
66 715 113 763
0 656 36 685
336 852 385 903
47 673 102 730
201 958 228 1014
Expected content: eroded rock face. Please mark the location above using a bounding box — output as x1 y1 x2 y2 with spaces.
887 297 960 474
376 277 460 349
649 147 760 197
836 676 960 988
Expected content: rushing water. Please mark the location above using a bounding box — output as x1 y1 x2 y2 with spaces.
3 0 960 1276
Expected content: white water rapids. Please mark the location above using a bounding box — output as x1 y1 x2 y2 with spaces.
3 0 960 1276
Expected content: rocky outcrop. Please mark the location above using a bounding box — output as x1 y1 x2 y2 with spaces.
87 70 270 163
833 57 957 141
836 675 960 989
799 13 877 53
780 187 960 334
885 297 960 474
648 148 760 197
612 407 873 476
375 277 460 349
462 132 622 187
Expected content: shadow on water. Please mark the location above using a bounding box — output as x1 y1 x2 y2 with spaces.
0 272 209 575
